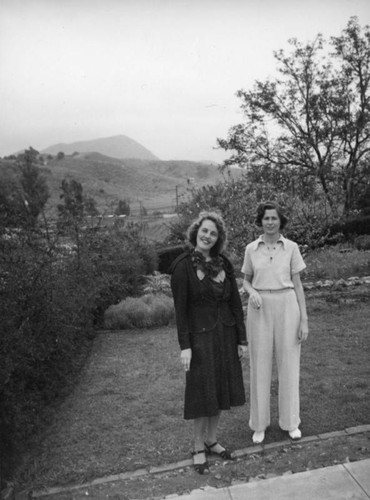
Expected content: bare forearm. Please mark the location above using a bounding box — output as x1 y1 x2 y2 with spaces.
243 276 255 295
295 282 308 320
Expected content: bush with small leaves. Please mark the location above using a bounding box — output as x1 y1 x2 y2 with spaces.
354 234 370 251
104 293 175 330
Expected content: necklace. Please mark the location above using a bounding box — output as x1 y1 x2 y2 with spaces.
264 240 279 262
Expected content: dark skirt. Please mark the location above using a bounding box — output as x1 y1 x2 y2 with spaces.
184 319 246 419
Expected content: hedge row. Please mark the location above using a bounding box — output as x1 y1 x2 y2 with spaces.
0 225 157 483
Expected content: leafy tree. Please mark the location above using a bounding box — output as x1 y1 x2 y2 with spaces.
57 179 100 265
218 17 370 216
0 178 24 230
57 179 85 265
168 171 336 254
18 148 49 223
115 199 131 216
56 151 65 160
84 196 99 216
0 148 49 229
57 179 84 222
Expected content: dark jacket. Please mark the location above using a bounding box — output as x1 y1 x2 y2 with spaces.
170 252 247 350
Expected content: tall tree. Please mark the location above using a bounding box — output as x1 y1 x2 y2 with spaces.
0 147 49 229
57 179 99 265
18 148 49 223
218 17 370 215
115 199 130 216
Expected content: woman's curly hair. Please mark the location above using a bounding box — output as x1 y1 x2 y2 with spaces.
187 211 227 257
255 201 288 230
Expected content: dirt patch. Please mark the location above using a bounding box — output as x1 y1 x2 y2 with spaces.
28 431 370 500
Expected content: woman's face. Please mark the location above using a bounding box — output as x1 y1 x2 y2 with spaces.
196 219 219 254
262 209 281 236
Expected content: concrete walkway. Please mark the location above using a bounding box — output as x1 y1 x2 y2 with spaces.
172 458 370 500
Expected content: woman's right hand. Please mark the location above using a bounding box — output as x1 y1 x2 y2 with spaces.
249 290 262 310
180 348 192 371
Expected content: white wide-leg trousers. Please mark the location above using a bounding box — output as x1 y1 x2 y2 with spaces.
247 290 301 432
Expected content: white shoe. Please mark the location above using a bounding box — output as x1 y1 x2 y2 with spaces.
252 431 265 444
288 428 302 440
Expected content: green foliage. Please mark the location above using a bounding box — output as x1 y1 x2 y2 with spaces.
354 235 370 251
218 18 370 216
167 176 258 255
0 148 49 229
18 151 50 223
104 293 175 330
115 198 131 216
0 225 95 479
84 196 99 216
355 185 370 214
56 151 65 160
57 178 85 222
84 225 158 325
329 215 370 238
142 271 172 296
0 178 158 482
167 173 338 254
56 178 101 267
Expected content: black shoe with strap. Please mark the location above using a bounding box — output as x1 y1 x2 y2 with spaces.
204 441 233 460
191 449 210 474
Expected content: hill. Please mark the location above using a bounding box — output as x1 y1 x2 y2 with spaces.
0 155 240 216
41 135 159 161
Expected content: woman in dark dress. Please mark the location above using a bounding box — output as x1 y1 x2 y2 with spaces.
170 211 248 474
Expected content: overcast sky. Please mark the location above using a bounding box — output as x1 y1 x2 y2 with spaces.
1 0 370 162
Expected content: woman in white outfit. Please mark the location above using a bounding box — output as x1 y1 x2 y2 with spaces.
242 201 309 444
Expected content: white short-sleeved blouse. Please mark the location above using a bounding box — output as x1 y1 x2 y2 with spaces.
241 235 306 290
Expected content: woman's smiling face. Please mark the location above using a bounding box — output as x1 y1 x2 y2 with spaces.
262 209 281 236
196 219 219 254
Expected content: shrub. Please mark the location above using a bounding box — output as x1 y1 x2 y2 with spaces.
0 229 96 481
0 219 158 483
354 235 370 251
104 293 175 330
329 215 370 238
142 271 172 296
82 226 158 325
167 175 339 254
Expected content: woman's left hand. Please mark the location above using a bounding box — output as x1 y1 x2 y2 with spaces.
298 319 309 343
238 344 248 359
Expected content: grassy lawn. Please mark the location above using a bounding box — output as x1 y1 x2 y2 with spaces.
15 292 370 490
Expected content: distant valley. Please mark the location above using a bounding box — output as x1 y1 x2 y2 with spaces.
39 154 229 215
1 135 240 216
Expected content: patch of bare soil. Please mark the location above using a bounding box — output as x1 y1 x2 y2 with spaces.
29 431 370 500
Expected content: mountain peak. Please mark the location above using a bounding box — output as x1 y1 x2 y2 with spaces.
41 135 159 161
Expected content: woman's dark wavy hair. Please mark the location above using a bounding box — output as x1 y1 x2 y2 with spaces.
187 211 227 257
256 201 288 230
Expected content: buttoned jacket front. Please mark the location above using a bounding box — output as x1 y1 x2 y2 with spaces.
170 252 247 350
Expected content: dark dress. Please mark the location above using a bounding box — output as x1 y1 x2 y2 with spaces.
170 252 247 420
